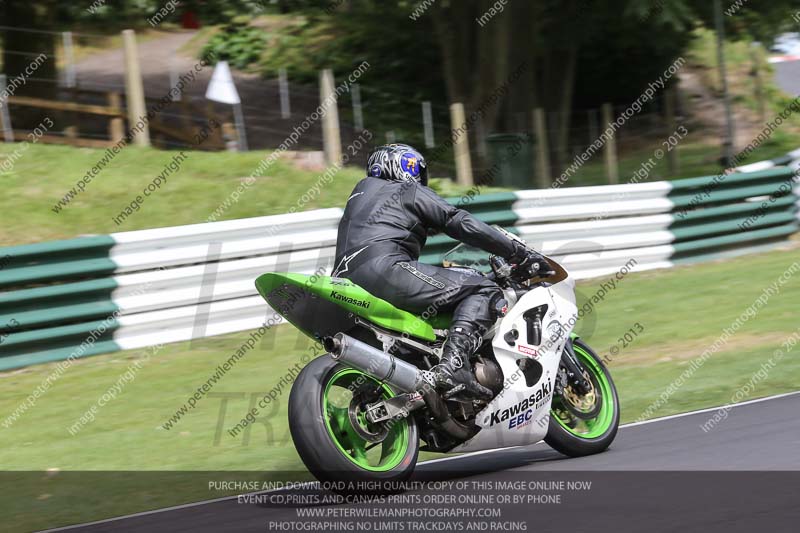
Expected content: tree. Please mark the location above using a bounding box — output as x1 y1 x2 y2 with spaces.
428 0 688 168
427 0 800 173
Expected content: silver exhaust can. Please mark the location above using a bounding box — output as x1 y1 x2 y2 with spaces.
325 333 428 393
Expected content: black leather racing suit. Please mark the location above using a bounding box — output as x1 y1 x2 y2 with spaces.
333 177 521 336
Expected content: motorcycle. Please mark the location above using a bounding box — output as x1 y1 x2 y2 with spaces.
255 227 619 484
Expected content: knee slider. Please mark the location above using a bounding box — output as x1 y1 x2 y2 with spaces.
487 290 509 319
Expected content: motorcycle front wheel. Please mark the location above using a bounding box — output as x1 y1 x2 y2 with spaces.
545 338 620 457
288 355 419 485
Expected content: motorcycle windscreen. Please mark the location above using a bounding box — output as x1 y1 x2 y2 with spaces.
528 255 569 285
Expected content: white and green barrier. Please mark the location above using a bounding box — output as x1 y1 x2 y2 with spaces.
0 166 797 370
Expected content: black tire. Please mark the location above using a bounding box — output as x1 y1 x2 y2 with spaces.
288 355 419 486
545 339 619 457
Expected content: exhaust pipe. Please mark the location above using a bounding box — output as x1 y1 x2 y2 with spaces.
324 333 428 393
324 333 480 443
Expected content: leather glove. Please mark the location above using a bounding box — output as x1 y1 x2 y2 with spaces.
509 242 555 278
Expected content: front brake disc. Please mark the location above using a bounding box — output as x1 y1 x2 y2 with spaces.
561 371 602 420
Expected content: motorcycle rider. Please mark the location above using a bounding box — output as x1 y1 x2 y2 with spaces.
334 144 552 401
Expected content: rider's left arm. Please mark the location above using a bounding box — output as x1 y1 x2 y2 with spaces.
412 185 520 259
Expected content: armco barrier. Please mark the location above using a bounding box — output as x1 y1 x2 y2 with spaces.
0 209 344 370
0 167 797 370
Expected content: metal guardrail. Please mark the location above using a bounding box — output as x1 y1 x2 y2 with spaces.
0 167 797 370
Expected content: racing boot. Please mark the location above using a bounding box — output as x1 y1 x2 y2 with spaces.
432 327 493 401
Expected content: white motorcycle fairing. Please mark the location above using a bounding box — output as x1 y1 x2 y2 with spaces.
451 274 578 453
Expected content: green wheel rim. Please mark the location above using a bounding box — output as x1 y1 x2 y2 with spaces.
552 344 615 439
322 368 411 472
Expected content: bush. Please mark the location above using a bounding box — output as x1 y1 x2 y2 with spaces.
201 21 267 70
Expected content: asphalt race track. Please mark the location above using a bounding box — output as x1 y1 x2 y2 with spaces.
50 392 800 533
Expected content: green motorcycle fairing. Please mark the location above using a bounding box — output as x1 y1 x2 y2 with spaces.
255 272 450 342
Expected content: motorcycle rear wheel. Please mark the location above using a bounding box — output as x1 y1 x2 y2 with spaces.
289 355 419 485
545 338 620 456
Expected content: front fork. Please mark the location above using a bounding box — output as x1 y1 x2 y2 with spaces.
560 338 591 395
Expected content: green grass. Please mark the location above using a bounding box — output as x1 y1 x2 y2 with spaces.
557 128 800 188
2 132 798 248
2 245 799 531
576 245 800 419
0 144 360 246
0 144 508 247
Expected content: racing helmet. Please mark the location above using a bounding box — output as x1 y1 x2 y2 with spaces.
365 144 428 186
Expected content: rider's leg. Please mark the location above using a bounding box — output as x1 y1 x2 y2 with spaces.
347 259 503 400
433 284 502 400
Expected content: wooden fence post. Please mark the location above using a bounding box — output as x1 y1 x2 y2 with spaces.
0 75 13 142
107 92 125 143
62 31 77 88
422 101 434 148
279 68 291 119
602 103 619 184
320 68 342 166
475 116 488 160
169 53 182 102
122 29 150 147
450 102 474 186
351 83 364 132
